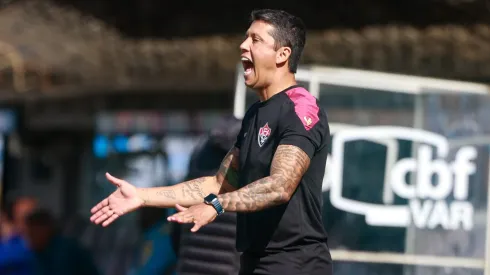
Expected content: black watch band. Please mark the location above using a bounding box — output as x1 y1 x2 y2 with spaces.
204 194 225 215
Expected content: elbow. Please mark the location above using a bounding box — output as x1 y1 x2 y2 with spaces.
275 191 293 204
270 176 295 204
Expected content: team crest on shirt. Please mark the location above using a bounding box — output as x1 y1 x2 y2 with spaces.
258 123 271 147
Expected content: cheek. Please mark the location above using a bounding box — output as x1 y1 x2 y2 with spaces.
254 53 277 70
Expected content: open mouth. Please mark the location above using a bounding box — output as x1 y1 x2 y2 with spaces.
241 57 254 76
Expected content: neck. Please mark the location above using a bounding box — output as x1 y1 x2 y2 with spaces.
256 72 296 102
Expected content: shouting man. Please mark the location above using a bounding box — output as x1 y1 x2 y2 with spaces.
90 9 332 275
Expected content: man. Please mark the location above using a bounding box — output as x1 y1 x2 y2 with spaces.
0 195 36 275
10 195 38 236
24 209 100 275
90 9 332 275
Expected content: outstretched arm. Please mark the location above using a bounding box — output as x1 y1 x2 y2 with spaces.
167 144 310 232
140 147 240 208
90 147 240 226
218 144 309 212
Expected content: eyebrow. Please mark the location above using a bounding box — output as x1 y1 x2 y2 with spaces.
245 31 263 40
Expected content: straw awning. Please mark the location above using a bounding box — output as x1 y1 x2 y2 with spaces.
0 1 489 99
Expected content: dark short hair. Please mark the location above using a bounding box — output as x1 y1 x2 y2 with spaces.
25 208 55 227
250 9 306 73
2 191 37 221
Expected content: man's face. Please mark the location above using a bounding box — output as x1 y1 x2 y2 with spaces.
13 198 37 234
25 224 51 251
240 20 279 89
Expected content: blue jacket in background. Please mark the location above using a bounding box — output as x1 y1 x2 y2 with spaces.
0 234 35 275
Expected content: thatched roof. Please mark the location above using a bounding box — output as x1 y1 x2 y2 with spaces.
1 0 490 98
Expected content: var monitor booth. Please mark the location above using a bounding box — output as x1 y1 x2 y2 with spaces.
234 65 490 275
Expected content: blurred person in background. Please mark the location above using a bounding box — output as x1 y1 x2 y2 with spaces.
24 208 100 275
129 207 177 275
90 9 331 275
0 194 36 275
10 195 38 236
174 115 242 275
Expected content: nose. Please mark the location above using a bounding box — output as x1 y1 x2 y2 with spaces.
240 38 250 52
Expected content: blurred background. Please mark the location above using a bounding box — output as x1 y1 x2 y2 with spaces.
1 0 490 275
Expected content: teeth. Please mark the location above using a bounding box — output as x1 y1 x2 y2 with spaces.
241 57 252 63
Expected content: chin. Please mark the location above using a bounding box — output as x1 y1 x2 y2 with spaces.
244 77 256 88
244 81 254 88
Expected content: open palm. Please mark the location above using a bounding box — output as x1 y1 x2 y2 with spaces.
90 173 144 227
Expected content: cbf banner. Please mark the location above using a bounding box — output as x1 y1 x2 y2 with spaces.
320 92 490 275
328 126 482 232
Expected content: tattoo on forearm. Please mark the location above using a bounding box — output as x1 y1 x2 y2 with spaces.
180 177 206 200
217 148 240 190
156 190 176 199
218 145 310 212
142 188 150 206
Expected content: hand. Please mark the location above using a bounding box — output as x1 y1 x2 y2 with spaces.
90 173 145 227
167 203 218 232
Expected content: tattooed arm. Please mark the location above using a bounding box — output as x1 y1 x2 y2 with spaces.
138 147 240 208
217 145 310 212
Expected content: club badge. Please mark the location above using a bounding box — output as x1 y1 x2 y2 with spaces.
258 123 271 147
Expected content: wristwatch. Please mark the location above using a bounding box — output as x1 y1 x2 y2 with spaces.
204 193 225 216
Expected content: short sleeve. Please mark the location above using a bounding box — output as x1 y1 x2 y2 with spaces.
279 112 320 158
279 88 326 158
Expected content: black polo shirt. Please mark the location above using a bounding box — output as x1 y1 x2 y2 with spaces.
234 85 330 253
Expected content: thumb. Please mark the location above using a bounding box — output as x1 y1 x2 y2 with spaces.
191 223 201 233
106 172 126 188
175 204 188 212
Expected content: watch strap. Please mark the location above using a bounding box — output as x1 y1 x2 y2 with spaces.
204 194 224 215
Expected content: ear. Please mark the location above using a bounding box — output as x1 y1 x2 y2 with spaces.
276 46 291 65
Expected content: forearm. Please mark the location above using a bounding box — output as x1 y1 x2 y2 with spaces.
217 175 290 212
138 176 221 208
217 145 310 213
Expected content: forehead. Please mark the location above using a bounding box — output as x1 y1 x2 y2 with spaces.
246 20 275 38
14 198 37 212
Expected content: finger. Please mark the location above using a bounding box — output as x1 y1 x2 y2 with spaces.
102 213 119 227
167 212 186 222
90 198 109 214
106 172 125 187
168 212 193 223
170 209 188 218
93 206 114 224
90 210 105 223
93 213 109 225
167 214 178 222
191 223 202 232
175 204 188 212
93 211 114 225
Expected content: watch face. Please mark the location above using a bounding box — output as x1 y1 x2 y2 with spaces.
205 194 217 202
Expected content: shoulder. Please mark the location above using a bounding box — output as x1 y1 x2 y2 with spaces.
281 86 323 131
